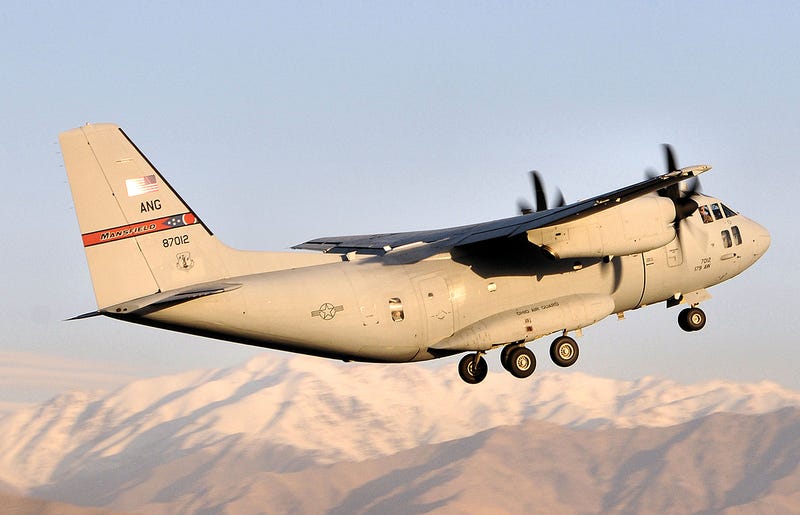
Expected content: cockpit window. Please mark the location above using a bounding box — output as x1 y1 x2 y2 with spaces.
722 204 738 217
389 298 404 322
732 226 742 245
711 203 723 220
721 230 732 248
699 205 713 224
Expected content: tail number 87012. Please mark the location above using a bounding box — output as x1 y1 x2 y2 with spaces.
163 234 189 247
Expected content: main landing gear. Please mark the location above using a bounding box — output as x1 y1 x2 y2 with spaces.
458 353 488 384
500 345 536 378
678 306 706 332
457 334 581 384
550 336 579 367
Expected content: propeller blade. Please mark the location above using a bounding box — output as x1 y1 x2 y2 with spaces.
553 188 565 208
664 144 678 173
682 176 701 196
674 197 699 220
658 144 681 200
518 170 565 215
664 183 680 200
651 144 700 222
531 171 548 212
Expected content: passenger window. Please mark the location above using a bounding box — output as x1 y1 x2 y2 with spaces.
389 298 404 322
711 203 723 220
722 204 738 217
732 226 742 245
699 205 713 224
721 230 732 248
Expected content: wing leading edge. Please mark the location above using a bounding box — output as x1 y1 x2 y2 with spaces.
293 165 710 261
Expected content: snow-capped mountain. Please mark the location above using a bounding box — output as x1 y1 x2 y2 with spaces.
1 353 798 496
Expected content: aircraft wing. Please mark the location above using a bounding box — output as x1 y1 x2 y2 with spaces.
293 166 710 259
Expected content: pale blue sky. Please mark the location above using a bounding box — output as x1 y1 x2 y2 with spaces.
1 1 798 404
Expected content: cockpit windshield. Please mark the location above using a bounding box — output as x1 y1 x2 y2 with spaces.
697 202 738 224
722 204 738 217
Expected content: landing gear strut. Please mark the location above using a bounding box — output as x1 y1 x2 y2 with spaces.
458 353 488 384
678 306 706 332
550 335 579 367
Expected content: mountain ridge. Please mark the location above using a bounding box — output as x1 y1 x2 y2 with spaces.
1 353 798 499
33 408 800 514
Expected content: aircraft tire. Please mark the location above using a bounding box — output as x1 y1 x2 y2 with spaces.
678 309 691 331
550 336 579 367
500 345 515 372
679 307 706 332
458 354 488 384
507 347 536 379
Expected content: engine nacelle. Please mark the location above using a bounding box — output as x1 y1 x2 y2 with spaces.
526 196 677 259
431 294 615 351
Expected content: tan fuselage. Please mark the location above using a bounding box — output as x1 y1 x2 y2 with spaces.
134 204 768 363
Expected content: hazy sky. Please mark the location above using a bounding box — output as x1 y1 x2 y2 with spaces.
1 2 798 405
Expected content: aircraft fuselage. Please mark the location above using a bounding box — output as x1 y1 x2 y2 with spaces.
60 124 769 384
134 196 768 363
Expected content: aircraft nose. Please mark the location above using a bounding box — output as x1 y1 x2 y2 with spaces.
753 223 771 256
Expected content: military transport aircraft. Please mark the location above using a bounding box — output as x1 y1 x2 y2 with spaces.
61 124 770 384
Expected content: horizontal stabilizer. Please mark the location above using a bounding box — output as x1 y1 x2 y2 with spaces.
66 311 104 321
101 281 242 315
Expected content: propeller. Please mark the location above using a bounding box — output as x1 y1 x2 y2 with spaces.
654 144 701 221
518 171 565 215
650 144 706 251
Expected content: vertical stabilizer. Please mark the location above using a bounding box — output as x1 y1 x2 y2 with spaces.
61 124 229 309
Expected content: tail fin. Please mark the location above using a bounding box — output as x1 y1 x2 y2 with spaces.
61 124 231 309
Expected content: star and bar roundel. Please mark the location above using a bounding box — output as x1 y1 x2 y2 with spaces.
81 213 198 247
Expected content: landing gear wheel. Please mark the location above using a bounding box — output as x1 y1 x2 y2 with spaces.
507 347 536 379
550 336 579 367
500 345 516 372
678 307 706 332
458 353 488 384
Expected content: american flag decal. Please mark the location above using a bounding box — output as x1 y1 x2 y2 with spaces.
125 175 159 197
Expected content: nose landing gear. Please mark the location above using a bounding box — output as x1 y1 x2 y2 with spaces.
678 306 706 332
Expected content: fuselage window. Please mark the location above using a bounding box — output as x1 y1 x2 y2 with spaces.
722 204 738 217
732 226 742 245
699 205 713 223
711 203 724 220
721 230 732 248
389 298 404 322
